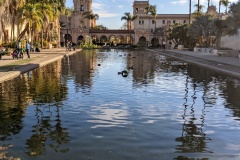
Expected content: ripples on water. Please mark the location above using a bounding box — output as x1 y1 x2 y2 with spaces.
0 49 240 160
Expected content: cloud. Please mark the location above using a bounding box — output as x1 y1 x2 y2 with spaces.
118 5 124 9
92 3 104 10
170 0 187 5
97 11 119 18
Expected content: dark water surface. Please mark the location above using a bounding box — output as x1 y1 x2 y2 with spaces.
0 49 240 160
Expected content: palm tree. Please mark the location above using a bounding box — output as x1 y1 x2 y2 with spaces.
218 0 229 18
198 0 200 16
121 12 137 44
192 4 205 17
145 4 157 46
37 1 54 48
0 0 11 42
207 0 210 13
189 0 192 24
221 0 230 13
83 11 99 28
18 3 43 46
8 0 25 41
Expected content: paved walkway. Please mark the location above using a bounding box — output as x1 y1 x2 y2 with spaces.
147 48 240 79
0 48 80 83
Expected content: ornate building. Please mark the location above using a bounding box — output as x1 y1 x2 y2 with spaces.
132 0 190 46
60 0 190 46
60 0 94 45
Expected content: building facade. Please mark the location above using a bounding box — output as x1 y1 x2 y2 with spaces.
132 0 189 46
60 0 190 46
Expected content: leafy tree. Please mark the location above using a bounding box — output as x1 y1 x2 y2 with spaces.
18 3 43 46
166 23 197 48
226 1 240 35
93 24 108 30
188 15 217 47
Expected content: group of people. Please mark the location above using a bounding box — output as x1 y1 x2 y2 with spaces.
16 41 31 59
66 40 72 51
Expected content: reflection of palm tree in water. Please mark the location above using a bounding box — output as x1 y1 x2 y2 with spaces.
175 70 211 153
26 104 70 156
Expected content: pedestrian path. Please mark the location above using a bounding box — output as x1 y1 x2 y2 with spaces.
147 48 240 79
0 48 80 83
166 49 240 67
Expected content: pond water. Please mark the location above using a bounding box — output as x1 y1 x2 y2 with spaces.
0 49 240 160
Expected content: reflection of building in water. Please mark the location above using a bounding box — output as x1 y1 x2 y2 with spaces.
175 74 211 153
63 51 96 92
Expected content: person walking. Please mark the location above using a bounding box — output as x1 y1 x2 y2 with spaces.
26 41 31 59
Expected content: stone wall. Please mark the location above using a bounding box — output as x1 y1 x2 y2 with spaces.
221 30 240 50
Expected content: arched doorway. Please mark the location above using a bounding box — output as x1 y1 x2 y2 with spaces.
117 35 124 44
138 36 147 47
100 35 107 43
65 34 72 43
77 35 84 45
151 37 159 47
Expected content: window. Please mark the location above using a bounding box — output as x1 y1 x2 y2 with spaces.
152 20 155 24
162 20 165 24
139 20 144 25
183 20 186 24
151 29 154 32
173 20 176 24
80 5 84 11
136 8 138 12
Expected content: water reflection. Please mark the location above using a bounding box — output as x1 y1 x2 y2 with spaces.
0 76 27 141
26 103 70 156
1 50 240 159
0 60 70 157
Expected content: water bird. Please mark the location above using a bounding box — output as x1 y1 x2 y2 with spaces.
121 70 128 77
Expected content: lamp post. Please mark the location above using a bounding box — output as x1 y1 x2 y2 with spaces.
63 34 65 47
41 0 44 48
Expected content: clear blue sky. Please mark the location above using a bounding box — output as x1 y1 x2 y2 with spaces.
66 0 238 29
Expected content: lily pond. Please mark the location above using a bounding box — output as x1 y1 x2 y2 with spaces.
1 49 240 160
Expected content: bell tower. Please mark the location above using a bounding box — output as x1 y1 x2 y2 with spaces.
73 0 92 13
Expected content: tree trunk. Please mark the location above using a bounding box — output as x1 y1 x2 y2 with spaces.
1 17 7 43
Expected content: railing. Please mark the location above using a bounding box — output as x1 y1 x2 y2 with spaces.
89 29 134 34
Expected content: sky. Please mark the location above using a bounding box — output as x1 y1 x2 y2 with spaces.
65 0 239 29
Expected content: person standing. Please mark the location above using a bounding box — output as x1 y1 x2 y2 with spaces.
26 41 31 59
162 39 166 50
